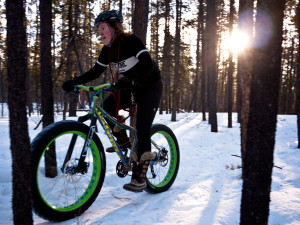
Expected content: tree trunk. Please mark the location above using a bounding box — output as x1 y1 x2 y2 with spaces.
227 0 235 128
206 0 218 132
133 0 149 44
286 38 295 114
240 0 286 224
0 62 4 117
160 0 172 114
297 1 300 148
171 0 182 121
67 0 77 117
200 0 206 121
6 0 33 223
191 0 202 113
238 0 253 175
40 0 57 178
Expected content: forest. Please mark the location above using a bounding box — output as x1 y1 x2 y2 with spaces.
2 0 299 224
0 0 298 120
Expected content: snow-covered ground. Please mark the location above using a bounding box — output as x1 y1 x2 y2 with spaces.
0 110 299 225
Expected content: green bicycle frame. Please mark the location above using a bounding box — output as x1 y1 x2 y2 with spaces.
76 84 137 170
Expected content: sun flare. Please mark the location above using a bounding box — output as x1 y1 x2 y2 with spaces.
227 30 250 53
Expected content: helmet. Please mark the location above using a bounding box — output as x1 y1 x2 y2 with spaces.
94 10 123 28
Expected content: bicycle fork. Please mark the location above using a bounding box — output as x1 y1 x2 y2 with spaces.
62 114 96 174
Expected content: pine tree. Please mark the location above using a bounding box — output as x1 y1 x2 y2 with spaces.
206 0 218 132
171 0 182 121
240 0 286 223
296 0 300 148
6 0 33 223
227 0 235 128
133 0 150 44
40 0 57 177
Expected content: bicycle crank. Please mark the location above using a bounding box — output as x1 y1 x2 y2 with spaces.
116 160 129 178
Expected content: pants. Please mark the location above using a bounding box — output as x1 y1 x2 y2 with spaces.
103 79 163 160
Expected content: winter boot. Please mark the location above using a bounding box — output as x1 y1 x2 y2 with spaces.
106 129 131 153
106 116 131 153
123 152 156 192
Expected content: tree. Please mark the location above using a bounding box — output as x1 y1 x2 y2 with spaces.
190 0 203 113
40 0 57 177
0 15 5 117
240 0 286 224
149 0 161 64
133 0 149 44
297 0 300 148
237 0 254 172
227 0 235 128
171 0 182 122
200 0 206 121
66 0 77 117
160 0 173 114
5 0 33 224
206 0 218 132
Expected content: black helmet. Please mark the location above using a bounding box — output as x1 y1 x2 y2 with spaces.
94 10 123 28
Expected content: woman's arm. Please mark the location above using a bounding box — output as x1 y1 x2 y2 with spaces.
74 63 106 84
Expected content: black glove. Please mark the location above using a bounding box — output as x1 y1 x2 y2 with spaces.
62 79 77 92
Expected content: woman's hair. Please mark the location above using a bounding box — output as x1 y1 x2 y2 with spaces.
109 21 131 43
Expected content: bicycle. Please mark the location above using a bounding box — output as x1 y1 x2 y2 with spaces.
30 83 180 222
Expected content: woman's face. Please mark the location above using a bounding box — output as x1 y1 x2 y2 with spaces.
98 22 114 46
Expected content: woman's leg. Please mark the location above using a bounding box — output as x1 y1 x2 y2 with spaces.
103 90 132 151
123 80 163 192
103 89 131 128
135 80 163 160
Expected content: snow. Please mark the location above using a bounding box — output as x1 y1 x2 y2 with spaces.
0 109 300 225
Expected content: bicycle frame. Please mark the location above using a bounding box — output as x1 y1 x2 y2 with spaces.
63 83 137 173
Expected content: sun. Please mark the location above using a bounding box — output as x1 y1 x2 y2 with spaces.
226 30 250 53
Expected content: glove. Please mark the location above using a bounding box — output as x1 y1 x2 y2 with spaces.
62 79 76 92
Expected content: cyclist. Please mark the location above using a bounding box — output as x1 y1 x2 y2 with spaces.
63 10 163 192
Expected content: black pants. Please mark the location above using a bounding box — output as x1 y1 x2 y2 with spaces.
103 79 163 160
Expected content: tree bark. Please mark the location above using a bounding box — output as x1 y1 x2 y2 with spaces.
160 0 172 114
40 0 57 178
240 0 286 224
6 0 33 223
200 0 206 121
297 1 300 148
171 0 182 121
238 0 254 175
133 0 149 44
191 0 202 113
227 0 235 128
206 0 218 132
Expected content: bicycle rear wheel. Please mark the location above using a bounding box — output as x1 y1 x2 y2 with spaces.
146 123 180 193
31 120 106 221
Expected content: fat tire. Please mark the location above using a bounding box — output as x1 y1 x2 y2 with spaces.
145 123 180 193
31 120 106 221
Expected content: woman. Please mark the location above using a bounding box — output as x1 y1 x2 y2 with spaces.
63 10 163 192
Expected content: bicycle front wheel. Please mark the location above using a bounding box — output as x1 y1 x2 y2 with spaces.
146 123 180 193
31 120 106 221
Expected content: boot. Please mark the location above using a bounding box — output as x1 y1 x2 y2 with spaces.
106 129 131 153
106 116 131 153
123 152 156 192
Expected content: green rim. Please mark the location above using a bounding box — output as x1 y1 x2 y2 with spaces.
36 131 102 212
148 131 178 187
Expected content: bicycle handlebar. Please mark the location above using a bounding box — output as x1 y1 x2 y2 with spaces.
76 83 112 92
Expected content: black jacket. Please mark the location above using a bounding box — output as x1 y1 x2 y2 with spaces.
75 34 161 89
